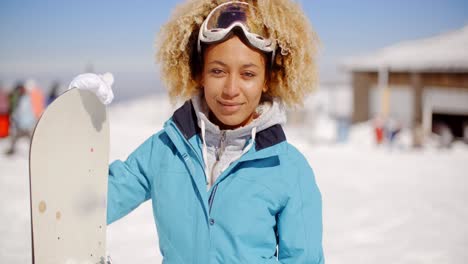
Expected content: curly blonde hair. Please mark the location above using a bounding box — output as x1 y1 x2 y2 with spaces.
156 0 319 107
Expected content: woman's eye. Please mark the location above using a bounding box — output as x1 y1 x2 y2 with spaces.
210 69 224 75
243 72 256 78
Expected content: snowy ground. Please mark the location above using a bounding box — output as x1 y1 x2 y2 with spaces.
1 94 467 263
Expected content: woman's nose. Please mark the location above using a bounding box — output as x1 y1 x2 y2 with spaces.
222 74 240 98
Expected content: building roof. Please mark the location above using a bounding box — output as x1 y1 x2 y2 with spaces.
341 25 468 72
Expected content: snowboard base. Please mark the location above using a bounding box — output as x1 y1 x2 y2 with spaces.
29 89 110 264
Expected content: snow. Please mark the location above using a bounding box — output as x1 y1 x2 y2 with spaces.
1 94 468 263
341 25 468 72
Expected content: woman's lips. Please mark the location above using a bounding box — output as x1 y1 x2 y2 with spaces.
217 100 242 113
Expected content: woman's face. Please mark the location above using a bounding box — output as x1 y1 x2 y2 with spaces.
201 35 267 130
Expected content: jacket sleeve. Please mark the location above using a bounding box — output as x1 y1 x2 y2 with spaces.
276 156 324 263
106 135 156 224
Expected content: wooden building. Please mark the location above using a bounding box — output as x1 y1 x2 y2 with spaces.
341 26 468 141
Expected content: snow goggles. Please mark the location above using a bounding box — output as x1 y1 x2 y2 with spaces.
197 1 276 61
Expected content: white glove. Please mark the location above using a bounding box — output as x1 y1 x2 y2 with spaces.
68 72 114 105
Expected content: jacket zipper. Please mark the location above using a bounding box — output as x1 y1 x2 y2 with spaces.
210 130 226 186
215 131 227 161
208 184 219 214
208 131 226 215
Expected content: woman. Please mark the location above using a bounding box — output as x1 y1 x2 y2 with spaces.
105 0 322 263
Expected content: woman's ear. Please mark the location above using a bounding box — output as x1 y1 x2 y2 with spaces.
262 82 268 93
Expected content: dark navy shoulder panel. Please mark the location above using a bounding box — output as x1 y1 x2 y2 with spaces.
172 100 286 151
255 124 286 151
172 100 200 140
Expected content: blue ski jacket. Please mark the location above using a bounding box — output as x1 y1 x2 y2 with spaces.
107 101 324 263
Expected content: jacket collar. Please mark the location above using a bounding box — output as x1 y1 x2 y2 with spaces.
171 100 286 152
171 100 200 140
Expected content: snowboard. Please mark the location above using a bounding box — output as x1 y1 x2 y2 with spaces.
29 89 110 264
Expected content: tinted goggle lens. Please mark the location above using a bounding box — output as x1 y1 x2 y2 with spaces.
205 2 267 37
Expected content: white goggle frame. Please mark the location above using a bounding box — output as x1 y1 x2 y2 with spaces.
197 1 276 61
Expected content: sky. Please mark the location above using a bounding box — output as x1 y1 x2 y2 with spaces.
0 0 467 99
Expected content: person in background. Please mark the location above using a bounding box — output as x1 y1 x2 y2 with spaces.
26 80 45 119
433 122 453 149
47 81 61 106
5 81 40 155
70 0 324 263
373 115 385 145
0 83 10 138
385 117 402 148
8 82 23 116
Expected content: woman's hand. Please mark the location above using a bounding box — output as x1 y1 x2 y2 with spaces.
68 72 114 105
